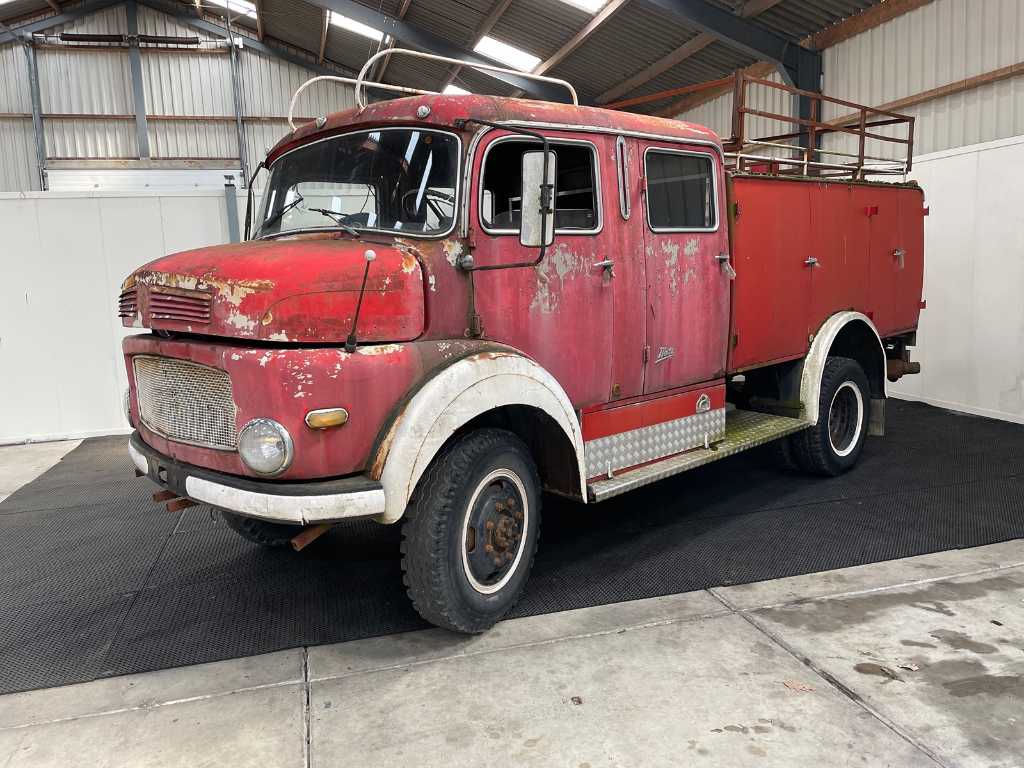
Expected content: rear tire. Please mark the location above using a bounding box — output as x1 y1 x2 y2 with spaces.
401 429 541 634
788 356 870 476
221 510 303 548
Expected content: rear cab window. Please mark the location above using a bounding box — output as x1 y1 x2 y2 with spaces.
644 149 717 232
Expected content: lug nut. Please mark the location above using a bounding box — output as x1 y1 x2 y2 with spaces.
484 544 494 553
485 520 495 530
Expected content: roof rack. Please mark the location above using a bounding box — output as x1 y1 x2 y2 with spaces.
723 72 915 179
287 48 578 131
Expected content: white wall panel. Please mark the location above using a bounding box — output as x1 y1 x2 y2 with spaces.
890 135 1024 423
0 190 241 444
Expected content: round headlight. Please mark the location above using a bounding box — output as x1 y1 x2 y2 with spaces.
238 418 294 476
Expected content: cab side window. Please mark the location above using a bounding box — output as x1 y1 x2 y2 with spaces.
481 140 599 233
644 150 716 231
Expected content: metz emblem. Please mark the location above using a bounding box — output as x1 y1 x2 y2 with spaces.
696 393 711 413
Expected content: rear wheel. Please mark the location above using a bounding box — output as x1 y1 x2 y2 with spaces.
788 356 870 476
401 429 541 634
221 510 303 548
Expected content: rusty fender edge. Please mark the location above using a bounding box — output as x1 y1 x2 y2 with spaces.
129 433 384 525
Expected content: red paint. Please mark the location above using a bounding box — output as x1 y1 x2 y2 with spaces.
582 383 725 441
729 177 925 370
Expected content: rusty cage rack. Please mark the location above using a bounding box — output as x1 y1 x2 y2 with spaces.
725 72 915 179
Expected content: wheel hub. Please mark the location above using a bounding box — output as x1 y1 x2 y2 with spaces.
463 473 527 591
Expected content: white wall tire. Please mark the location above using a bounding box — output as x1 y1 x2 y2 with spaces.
788 357 871 476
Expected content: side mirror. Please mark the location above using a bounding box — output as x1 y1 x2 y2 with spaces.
519 150 556 248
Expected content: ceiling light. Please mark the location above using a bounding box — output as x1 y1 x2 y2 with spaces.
443 84 471 96
329 11 385 42
473 35 540 72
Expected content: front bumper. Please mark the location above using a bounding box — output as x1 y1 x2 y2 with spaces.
129 432 385 525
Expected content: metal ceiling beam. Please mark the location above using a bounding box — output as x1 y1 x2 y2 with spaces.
136 0 357 78
45 0 61 13
641 0 820 91
298 0 571 101
253 0 265 40
0 0 125 46
441 0 512 91
372 0 411 82
535 0 629 76
596 0 783 104
318 8 328 62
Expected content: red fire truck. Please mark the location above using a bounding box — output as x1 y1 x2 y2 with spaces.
120 56 923 633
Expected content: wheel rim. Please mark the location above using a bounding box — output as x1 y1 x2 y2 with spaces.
828 381 864 458
460 469 529 595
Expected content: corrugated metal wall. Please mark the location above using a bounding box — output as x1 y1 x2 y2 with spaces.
0 3 355 192
821 0 1024 161
674 0 1024 165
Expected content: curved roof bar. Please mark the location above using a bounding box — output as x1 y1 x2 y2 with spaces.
287 76 437 131
354 48 578 110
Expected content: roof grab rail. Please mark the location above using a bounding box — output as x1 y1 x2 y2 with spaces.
354 48 579 110
287 76 436 131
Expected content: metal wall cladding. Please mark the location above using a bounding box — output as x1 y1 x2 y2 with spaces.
822 0 1024 161
1 44 32 113
44 118 135 158
144 51 235 116
37 48 133 114
0 119 37 191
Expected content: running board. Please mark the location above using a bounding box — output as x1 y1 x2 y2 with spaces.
587 409 811 502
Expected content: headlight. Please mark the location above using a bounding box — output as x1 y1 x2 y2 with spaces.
238 418 293 476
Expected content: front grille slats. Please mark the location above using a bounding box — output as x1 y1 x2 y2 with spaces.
118 288 138 319
133 356 237 450
148 288 212 324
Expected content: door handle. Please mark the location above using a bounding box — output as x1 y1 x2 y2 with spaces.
804 256 820 267
593 259 615 279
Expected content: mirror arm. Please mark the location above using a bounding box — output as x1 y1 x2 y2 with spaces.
455 118 552 272
244 160 266 241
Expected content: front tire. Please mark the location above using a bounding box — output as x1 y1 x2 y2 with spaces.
788 356 870 476
401 429 541 634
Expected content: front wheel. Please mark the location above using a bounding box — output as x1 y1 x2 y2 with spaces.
787 356 870 476
401 429 541 633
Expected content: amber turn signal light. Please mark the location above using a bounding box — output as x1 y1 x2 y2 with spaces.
305 408 349 430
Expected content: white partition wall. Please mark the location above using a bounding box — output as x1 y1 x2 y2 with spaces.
891 135 1024 424
0 191 241 444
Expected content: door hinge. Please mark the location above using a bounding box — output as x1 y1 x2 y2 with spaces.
642 345 650 364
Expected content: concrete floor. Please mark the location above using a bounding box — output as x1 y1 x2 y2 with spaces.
1 443 1022 767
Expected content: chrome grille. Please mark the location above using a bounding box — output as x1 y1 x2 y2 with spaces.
118 288 138 319
133 356 237 450
149 288 212 324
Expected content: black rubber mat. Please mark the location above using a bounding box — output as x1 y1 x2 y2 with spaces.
2 400 1023 693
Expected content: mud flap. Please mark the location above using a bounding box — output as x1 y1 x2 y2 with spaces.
869 397 886 437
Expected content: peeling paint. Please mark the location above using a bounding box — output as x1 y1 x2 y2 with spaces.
428 274 436 292
227 312 257 332
662 241 680 295
267 331 289 342
684 238 699 258
357 343 403 356
443 240 464 267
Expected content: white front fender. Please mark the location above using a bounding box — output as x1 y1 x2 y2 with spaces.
373 351 586 523
800 311 887 425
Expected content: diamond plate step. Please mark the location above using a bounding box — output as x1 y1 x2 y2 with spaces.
587 409 811 502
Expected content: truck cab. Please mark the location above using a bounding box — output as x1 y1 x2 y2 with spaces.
121 72 923 633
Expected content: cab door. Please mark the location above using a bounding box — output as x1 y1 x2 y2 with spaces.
469 131 620 407
639 143 730 394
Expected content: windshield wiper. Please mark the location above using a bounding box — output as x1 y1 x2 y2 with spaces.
307 208 362 238
261 193 305 231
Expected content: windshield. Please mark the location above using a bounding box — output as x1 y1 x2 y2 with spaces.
256 128 459 238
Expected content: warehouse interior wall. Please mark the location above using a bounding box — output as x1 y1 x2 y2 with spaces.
0 190 244 444
888 134 1024 424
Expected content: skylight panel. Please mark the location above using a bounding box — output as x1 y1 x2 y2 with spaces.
443 84 472 96
556 0 609 12
329 11 385 42
204 0 258 19
473 35 540 72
